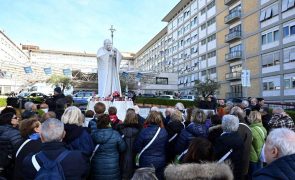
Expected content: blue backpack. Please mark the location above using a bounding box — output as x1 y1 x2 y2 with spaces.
32 150 70 180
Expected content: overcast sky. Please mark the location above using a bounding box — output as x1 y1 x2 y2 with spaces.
0 0 179 53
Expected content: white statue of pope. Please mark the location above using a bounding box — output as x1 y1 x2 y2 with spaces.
97 39 122 98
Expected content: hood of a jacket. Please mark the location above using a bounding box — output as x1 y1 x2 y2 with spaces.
164 162 233 180
186 122 208 137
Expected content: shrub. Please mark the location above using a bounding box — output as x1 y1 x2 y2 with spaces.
0 98 7 107
286 110 295 123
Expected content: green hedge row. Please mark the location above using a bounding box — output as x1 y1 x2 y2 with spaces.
0 98 7 107
286 110 295 122
135 97 196 108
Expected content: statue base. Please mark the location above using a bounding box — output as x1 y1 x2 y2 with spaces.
87 100 134 120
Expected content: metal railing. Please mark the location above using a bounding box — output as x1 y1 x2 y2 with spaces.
225 31 242 43
225 0 238 6
225 71 242 80
225 51 242 61
225 10 241 24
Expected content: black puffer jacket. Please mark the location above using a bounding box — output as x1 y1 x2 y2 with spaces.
166 121 184 163
175 122 208 154
0 125 23 178
118 124 141 179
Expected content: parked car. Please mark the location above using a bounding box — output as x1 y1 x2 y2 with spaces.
141 94 156 98
73 91 94 104
7 91 47 108
180 95 195 101
158 95 175 99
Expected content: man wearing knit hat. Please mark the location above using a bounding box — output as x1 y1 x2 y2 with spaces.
47 87 65 112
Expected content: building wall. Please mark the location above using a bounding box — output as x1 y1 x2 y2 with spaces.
135 0 295 102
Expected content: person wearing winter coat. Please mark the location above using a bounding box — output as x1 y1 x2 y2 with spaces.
175 109 208 157
165 110 185 163
248 111 267 177
14 117 42 180
182 137 214 163
108 106 123 130
231 106 253 178
134 111 168 180
88 102 106 132
22 118 89 180
268 107 295 131
253 128 295 179
164 162 234 180
214 115 244 180
208 115 223 143
117 110 141 180
0 112 23 179
91 114 126 180
61 106 94 157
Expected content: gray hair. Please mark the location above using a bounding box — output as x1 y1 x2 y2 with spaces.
272 107 284 114
131 167 158 180
241 100 249 108
41 118 64 142
24 102 34 111
222 115 239 133
226 101 234 108
266 128 295 157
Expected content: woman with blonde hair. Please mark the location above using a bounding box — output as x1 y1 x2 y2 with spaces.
61 106 94 156
134 111 168 180
248 111 267 177
118 110 142 179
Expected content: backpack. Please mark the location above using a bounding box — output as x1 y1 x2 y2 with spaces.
32 150 70 180
0 137 13 170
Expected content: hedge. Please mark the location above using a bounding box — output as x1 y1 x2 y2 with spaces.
135 97 196 108
286 110 295 122
0 98 7 107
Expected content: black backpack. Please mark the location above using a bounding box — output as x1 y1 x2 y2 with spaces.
32 150 69 180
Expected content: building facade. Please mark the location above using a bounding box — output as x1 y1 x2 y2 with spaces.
0 30 135 94
135 0 295 102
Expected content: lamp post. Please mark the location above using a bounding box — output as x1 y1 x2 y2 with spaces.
109 25 116 45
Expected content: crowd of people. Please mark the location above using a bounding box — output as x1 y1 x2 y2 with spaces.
0 89 295 180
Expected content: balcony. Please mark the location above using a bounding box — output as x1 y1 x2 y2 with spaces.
225 71 242 81
224 11 241 24
225 51 242 62
225 31 242 43
226 92 243 99
224 0 238 6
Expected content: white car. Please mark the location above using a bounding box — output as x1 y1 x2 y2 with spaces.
180 95 195 101
158 95 175 99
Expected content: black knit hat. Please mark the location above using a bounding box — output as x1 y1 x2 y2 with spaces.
54 87 62 94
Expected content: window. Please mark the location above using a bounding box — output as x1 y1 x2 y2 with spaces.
201 23 206 30
283 22 295 38
207 51 216 58
201 70 206 76
207 0 215 10
263 82 275 90
262 30 279 45
230 44 242 52
282 0 295 12
230 64 242 72
207 17 216 26
156 77 168 85
229 4 241 14
229 24 241 33
191 47 198 54
207 34 216 42
284 76 295 89
201 39 207 45
260 3 279 22
200 54 206 61
201 7 206 15
283 46 295 63
262 51 280 67
208 67 216 74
